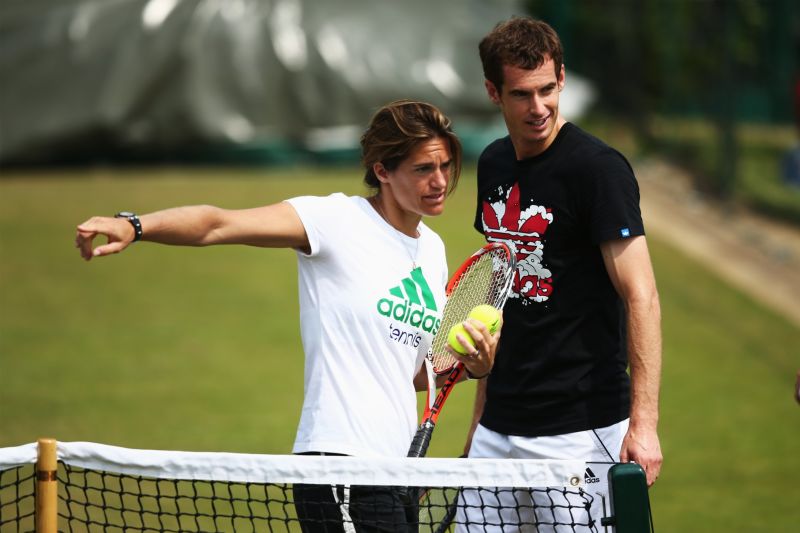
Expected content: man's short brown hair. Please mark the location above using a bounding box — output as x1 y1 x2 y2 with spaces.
479 17 564 92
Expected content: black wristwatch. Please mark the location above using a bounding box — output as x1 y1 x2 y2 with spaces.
465 367 490 380
115 211 143 242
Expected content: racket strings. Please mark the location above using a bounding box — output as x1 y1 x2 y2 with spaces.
430 248 514 373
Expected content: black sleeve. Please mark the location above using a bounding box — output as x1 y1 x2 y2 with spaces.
586 149 644 245
474 164 487 235
474 148 492 235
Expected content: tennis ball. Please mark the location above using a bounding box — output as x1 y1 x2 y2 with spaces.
447 323 476 354
468 304 501 334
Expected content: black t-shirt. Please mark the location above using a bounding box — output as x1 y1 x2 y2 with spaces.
474 123 644 437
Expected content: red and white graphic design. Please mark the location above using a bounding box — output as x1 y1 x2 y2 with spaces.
481 183 554 303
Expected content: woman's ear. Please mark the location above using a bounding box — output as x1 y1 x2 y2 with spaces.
373 162 390 184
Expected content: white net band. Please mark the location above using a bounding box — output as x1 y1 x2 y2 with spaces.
0 443 37 471
48 441 585 488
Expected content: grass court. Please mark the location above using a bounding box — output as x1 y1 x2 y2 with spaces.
1 166 798 531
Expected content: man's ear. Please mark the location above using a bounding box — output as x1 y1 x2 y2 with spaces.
485 80 501 105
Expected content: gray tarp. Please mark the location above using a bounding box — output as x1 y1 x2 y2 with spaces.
0 0 593 165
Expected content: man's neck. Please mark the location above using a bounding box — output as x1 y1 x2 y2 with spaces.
513 116 567 160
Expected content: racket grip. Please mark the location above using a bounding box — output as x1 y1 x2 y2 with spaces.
407 420 435 458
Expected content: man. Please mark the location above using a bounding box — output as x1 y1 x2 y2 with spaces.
459 16 662 531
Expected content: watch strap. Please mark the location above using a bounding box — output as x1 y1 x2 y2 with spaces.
115 212 143 242
465 367 490 380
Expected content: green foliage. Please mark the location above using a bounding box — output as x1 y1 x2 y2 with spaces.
582 115 800 225
737 135 800 224
529 0 796 123
527 0 799 222
651 119 800 223
1 168 799 532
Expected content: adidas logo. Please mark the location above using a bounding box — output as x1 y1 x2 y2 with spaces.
584 467 601 484
376 267 442 335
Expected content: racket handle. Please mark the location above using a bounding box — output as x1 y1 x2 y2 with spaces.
407 420 435 458
398 421 435 504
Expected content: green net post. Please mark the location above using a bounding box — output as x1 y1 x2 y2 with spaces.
600 463 652 533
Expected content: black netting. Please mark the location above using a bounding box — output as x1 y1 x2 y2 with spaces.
0 465 36 532
56 463 596 532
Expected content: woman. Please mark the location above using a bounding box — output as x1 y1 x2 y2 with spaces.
75 100 501 531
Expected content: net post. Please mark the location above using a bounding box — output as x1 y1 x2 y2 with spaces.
36 438 58 533
600 463 652 532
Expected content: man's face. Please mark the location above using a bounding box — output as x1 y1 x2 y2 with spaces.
485 58 565 160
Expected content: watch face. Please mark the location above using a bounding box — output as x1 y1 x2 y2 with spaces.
116 211 135 218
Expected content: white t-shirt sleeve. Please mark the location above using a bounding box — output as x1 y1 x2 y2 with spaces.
285 194 343 257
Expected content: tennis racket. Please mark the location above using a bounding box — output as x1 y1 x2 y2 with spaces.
407 241 517 459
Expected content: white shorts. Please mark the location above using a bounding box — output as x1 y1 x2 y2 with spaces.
455 419 629 532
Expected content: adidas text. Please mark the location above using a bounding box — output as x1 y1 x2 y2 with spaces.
377 299 441 335
584 468 601 484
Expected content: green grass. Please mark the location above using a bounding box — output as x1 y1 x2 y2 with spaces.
648 236 799 531
1 167 799 531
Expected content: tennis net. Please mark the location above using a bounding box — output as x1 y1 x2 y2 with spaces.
1 440 625 532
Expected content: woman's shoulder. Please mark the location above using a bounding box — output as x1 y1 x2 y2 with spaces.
418 221 443 241
418 222 447 258
287 192 363 212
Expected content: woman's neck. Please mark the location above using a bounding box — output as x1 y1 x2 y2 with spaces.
368 193 420 238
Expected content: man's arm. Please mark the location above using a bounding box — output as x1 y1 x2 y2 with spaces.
601 235 663 486
76 202 309 260
462 376 488 456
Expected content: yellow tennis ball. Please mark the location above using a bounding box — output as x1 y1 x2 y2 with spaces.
447 323 475 354
468 304 501 334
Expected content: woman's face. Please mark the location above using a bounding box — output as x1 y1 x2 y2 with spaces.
376 137 453 218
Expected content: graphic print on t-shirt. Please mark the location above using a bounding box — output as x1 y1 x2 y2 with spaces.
376 267 442 347
481 182 554 304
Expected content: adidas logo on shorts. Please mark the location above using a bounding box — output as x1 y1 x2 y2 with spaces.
584 467 601 484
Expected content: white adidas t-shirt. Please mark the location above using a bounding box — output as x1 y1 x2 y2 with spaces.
285 193 448 457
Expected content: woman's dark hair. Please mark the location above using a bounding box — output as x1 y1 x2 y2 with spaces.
361 100 462 195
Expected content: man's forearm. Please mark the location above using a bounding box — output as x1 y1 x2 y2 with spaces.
463 377 487 455
626 289 662 430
